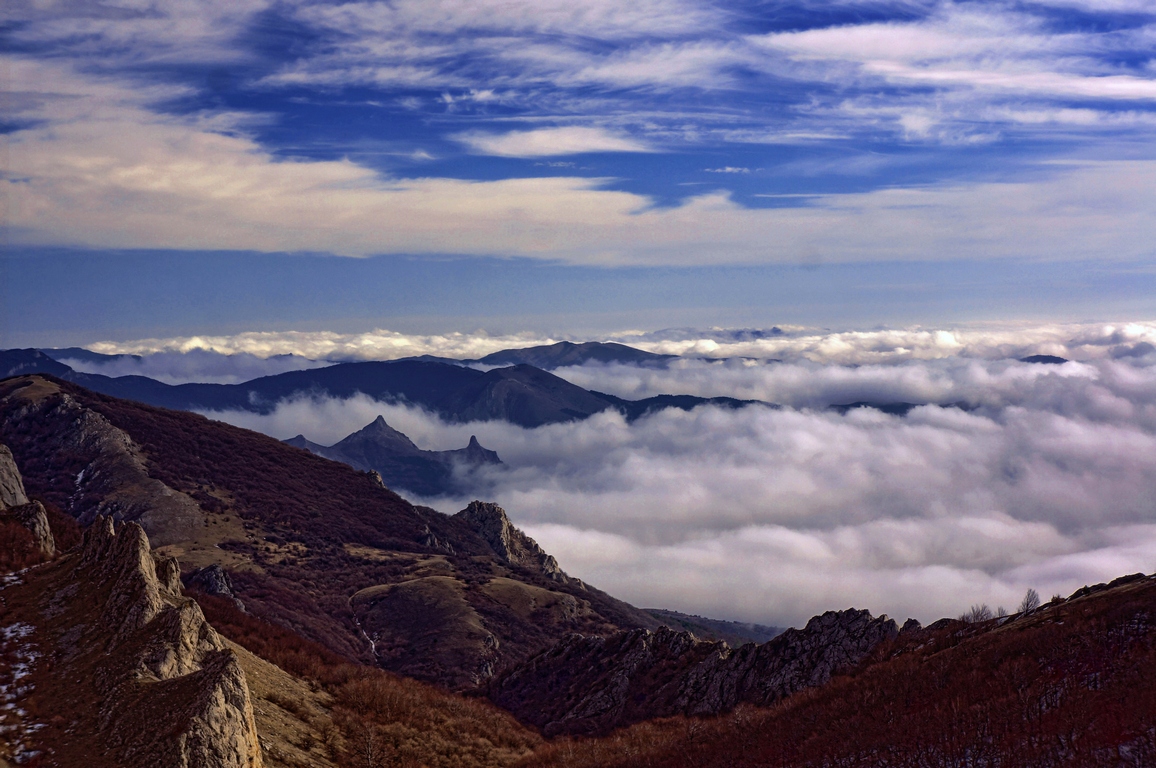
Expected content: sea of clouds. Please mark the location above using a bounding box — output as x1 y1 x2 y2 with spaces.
172 322 1156 630
86 321 1156 376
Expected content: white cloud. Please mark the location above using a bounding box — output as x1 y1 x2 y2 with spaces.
57 349 329 385
87 327 562 363
197 343 1156 628
454 126 653 157
86 321 1156 368
6 59 1156 264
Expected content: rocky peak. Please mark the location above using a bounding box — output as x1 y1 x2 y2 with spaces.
448 436 502 467
337 415 422 457
70 516 264 767
454 500 567 582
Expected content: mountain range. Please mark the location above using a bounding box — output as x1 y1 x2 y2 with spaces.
3 372 1156 766
0 346 764 428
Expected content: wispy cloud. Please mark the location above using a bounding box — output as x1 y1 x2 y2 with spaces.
454 126 654 157
7 61 1156 264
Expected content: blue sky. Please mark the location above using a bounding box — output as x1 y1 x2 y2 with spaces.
4 0 1156 344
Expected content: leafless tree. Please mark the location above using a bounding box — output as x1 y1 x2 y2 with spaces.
1018 588 1040 614
961 604 993 624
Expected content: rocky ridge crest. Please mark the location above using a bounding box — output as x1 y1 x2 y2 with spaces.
489 608 899 736
3 515 263 767
0 381 204 546
454 501 570 583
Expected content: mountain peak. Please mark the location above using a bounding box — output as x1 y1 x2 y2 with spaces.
454 501 567 582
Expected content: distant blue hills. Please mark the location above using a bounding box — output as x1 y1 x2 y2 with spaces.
0 344 762 429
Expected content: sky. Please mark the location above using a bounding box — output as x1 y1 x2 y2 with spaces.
4 0 1156 342
4 1 1156 628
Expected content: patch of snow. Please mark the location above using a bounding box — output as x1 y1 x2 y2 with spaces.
0 622 41 764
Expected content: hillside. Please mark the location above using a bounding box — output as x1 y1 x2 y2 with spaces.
0 374 659 690
0 510 541 768
524 574 1156 766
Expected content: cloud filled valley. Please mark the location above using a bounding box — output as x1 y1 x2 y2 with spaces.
198 333 1156 630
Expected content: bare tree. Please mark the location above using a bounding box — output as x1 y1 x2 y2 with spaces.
961 604 993 624
1018 588 1040 614
995 606 1008 619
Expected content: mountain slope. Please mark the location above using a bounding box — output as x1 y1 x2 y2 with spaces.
0 374 659 690
525 574 1156 767
0 507 542 768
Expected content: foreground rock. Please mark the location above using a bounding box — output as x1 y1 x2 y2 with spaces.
489 608 899 736
0 443 55 558
0 516 262 767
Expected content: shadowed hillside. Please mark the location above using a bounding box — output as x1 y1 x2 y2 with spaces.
0 374 658 690
522 574 1156 767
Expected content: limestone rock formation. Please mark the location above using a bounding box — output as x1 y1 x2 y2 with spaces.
1 516 263 767
0 442 55 558
188 563 246 612
0 444 29 508
489 608 899 736
3 501 56 558
454 501 569 582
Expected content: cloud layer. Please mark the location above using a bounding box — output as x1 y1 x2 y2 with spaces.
88 321 1156 371
199 338 1156 629
4 1 1156 264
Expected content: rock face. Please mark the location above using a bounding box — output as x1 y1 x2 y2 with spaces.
188 563 246 612
0 443 30 508
3 516 263 767
0 442 55 557
454 501 569 582
489 608 899 736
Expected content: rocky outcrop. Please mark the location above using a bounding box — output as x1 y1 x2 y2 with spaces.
0 443 30 508
489 608 899 736
454 501 569 582
3 501 56 558
2 516 263 767
83 517 262 767
188 563 246 612
0 442 55 558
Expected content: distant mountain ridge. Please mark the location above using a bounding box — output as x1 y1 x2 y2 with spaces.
643 608 782 646
285 415 502 497
1 347 772 428
473 341 676 369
